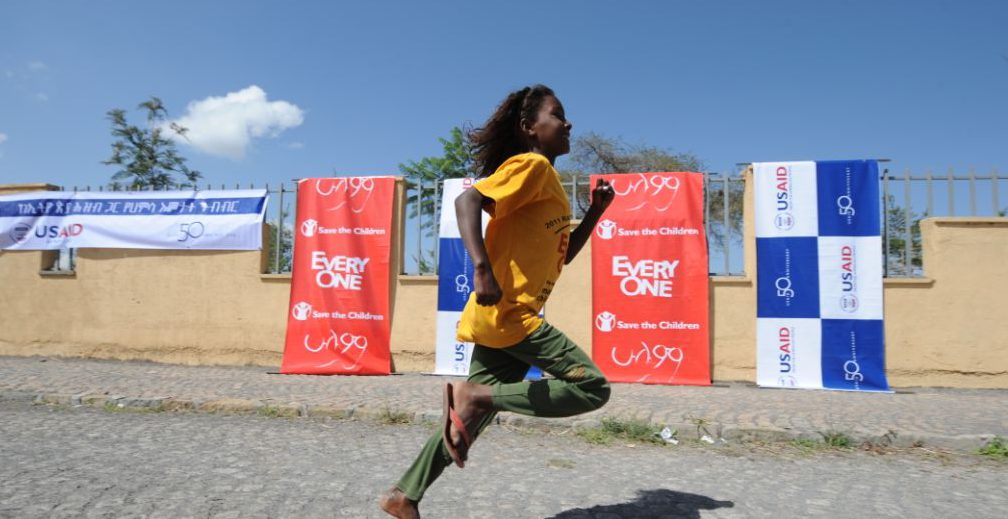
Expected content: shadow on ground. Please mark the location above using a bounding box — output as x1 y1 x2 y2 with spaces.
544 488 734 519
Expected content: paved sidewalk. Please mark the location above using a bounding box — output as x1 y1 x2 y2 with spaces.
1 355 1005 451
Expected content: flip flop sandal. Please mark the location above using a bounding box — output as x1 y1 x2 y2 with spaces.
441 382 473 468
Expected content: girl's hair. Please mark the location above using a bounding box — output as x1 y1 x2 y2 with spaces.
469 84 556 178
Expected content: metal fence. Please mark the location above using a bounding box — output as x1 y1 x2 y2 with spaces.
402 173 747 276
48 169 1007 277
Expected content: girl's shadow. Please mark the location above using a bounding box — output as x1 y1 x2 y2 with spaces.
545 488 733 519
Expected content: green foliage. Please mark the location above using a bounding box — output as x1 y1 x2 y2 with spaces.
103 96 202 190
977 436 1008 458
378 407 413 425
398 126 475 236
820 431 853 448
564 133 735 246
264 204 294 273
883 193 924 276
577 417 665 446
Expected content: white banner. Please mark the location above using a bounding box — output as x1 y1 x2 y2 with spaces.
434 178 479 375
0 190 267 250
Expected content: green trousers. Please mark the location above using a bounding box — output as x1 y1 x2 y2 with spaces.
396 322 611 501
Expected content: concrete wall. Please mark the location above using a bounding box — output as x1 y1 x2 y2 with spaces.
2 181 1006 387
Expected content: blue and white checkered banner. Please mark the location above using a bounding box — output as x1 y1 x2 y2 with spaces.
754 161 890 392
434 178 481 375
0 189 267 251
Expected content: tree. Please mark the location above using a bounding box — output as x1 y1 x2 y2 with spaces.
562 133 740 251
883 194 924 276
103 97 202 190
398 127 475 271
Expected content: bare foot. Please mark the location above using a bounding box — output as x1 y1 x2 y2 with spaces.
379 487 419 519
446 381 493 463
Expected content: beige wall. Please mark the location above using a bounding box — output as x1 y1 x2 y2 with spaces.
2 181 1006 387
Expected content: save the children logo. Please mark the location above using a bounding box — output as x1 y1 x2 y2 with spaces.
291 301 312 321
301 219 319 237
773 166 795 230
611 173 680 212
839 244 858 312
315 177 375 213
595 219 616 240
611 255 680 297
595 311 616 332
777 326 797 387
311 251 370 290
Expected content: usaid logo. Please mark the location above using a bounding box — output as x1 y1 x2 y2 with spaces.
837 166 856 224
839 245 858 312
9 222 32 243
774 166 794 230
595 219 617 240
774 248 794 306
777 326 797 387
291 301 312 321
595 311 616 332
28 223 85 240
301 219 319 237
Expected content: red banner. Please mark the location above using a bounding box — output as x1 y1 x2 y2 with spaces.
591 172 710 385
281 177 395 375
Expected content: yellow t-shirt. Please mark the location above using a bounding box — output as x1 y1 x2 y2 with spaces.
456 152 573 348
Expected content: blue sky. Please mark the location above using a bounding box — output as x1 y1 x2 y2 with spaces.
1 0 1006 191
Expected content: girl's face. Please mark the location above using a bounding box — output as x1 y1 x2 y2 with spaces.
526 95 572 161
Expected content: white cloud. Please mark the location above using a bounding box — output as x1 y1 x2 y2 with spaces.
286 142 305 150
33 92 48 102
0 133 7 144
165 85 304 160
28 61 47 71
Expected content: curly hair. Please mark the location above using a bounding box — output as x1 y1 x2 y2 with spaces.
469 84 556 178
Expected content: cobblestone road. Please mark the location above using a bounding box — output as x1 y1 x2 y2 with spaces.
2 356 1006 451
1 399 1004 518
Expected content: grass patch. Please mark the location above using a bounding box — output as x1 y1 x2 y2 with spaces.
378 407 412 425
820 431 853 448
792 438 820 451
977 436 1008 459
258 405 284 418
102 402 160 414
577 417 664 446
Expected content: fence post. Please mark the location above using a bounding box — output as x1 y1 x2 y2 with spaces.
882 168 889 277
947 167 955 216
993 168 1001 215
703 172 710 274
903 169 911 274
968 168 977 216
722 175 730 275
433 179 441 273
276 183 284 273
